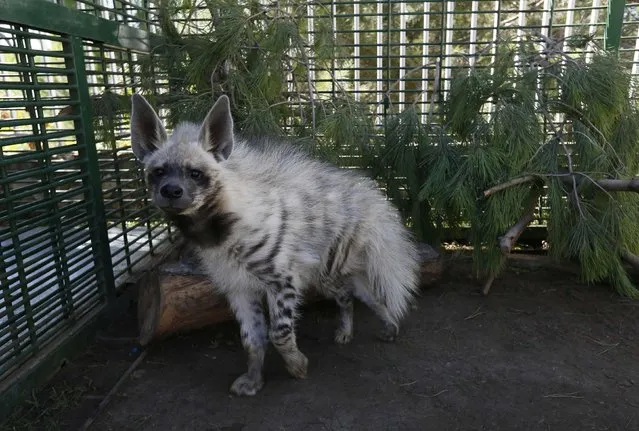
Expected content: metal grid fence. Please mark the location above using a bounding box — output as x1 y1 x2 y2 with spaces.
0 0 175 391
0 0 638 414
162 1 634 124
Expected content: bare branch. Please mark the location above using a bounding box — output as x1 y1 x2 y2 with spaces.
483 187 541 296
481 274 496 296
621 249 639 271
499 189 541 255
483 175 538 197
590 178 639 193
558 176 639 194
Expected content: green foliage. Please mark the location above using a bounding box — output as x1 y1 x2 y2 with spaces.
410 38 639 298
141 0 373 150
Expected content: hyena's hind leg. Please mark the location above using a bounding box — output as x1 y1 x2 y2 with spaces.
333 290 354 344
227 291 268 396
323 277 354 344
265 278 308 379
351 275 399 342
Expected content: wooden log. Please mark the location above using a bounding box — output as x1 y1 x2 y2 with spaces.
137 243 443 346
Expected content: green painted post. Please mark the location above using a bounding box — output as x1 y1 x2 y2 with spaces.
605 0 626 51
65 36 117 302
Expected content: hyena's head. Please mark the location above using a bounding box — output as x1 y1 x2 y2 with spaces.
130 94 234 216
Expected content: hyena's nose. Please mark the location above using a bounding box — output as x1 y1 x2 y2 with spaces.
160 184 183 199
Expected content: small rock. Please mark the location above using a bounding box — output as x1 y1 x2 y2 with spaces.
131 369 146 379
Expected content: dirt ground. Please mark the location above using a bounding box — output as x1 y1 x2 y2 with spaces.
3 257 639 431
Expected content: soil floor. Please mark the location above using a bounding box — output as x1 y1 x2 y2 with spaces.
3 258 639 431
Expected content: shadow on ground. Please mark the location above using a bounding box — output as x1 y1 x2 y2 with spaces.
4 259 639 431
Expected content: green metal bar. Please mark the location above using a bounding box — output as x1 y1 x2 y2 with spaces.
111 225 170 272
23 249 96 295
0 26 70 41
0 186 88 220
0 130 78 147
0 64 74 74
21 29 76 324
0 0 157 52
0 100 80 109
0 115 80 129
1 224 95 269
0 283 139 424
2 214 90 259
0 233 21 361
3 28 41 359
3 172 87 203
0 45 71 58
0 158 87 187
65 35 117 303
0 83 78 91
604 0 626 51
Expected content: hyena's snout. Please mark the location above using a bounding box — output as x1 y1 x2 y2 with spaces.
153 181 193 212
160 183 183 199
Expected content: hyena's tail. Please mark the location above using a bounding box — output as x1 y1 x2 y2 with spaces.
362 215 420 324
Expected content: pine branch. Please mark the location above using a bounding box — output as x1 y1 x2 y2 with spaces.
483 175 538 197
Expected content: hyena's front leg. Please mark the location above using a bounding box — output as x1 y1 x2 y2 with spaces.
227 291 268 396
265 282 308 379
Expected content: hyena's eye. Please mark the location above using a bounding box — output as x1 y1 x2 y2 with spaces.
153 167 165 177
189 169 203 179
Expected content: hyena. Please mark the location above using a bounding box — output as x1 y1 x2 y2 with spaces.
130 93 420 396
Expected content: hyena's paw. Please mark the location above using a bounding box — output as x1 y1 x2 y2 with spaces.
376 322 399 343
334 327 353 344
285 352 308 379
230 373 264 396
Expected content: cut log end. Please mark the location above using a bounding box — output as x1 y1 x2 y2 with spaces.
137 242 443 345
137 271 234 346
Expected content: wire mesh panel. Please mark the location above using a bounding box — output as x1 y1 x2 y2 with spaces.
83 41 174 287
0 0 174 386
303 0 609 124
51 0 161 33
0 24 105 378
621 2 639 86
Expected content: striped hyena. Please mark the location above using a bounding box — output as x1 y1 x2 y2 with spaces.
130 94 420 396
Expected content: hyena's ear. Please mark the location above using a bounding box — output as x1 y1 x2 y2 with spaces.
130 94 167 162
199 94 234 161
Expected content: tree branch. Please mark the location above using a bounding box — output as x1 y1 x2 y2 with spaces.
500 188 541 255
556 175 639 193
483 175 538 197
481 274 496 296
483 188 541 296
621 249 639 272
587 178 639 193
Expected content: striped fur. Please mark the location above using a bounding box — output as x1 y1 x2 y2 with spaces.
131 94 420 396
